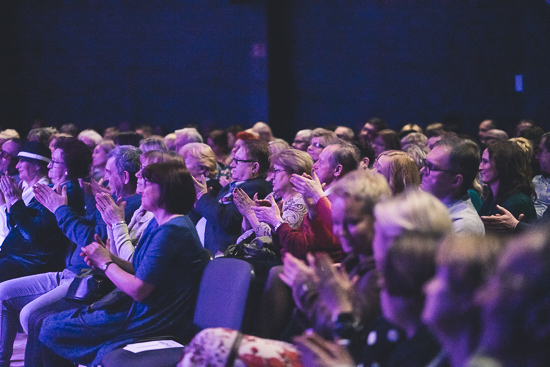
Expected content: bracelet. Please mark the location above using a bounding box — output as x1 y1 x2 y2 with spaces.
101 260 115 271
112 221 126 230
273 220 285 232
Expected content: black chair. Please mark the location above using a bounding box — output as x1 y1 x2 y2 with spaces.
102 258 255 367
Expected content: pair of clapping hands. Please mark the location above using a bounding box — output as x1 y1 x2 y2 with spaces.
32 181 125 269
280 252 357 367
0 173 22 207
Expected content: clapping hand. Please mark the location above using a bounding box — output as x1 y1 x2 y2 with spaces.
33 183 68 213
96 192 126 227
309 253 356 320
0 173 22 207
80 234 111 268
252 194 282 227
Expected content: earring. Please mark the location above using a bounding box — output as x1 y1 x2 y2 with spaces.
65 171 68 176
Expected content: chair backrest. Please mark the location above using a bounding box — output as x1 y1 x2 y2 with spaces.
194 258 255 331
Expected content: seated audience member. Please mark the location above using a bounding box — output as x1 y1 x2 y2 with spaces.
268 138 289 156
423 234 503 367
278 170 391 337
28 127 58 147
218 131 258 185
294 189 453 367
480 129 508 148
58 123 78 137
0 137 90 366
532 132 550 218
252 121 275 142
179 142 222 194
0 138 23 243
359 117 388 145
47 133 72 153
400 132 428 151
478 141 536 226
234 149 312 243
180 142 223 246
103 126 119 141
193 139 272 254
400 123 424 136
306 128 338 162
427 131 458 151
113 131 143 147
226 124 243 152
425 122 444 138
135 124 153 138
23 149 183 367
0 129 20 145
373 150 420 195
77 129 103 149
139 136 168 153
421 139 485 235
478 119 497 145
40 162 210 366
371 129 401 157
207 129 232 166
173 127 203 154
291 129 312 151
468 227 550 367
0 141 70 281
334 126 354 141
181 170 391 364
266 140 290 182
404 144 427 171
0 139 22 179
514 119 535 138
91 140 115 182
254 142 359 261
164 132 177 151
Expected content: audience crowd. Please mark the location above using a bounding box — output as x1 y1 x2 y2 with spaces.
0 117 548 366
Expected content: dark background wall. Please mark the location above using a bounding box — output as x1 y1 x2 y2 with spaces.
1 1 549 142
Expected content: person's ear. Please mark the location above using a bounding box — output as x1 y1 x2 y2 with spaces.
361 157 370 169
452 173 464 190
334 164 343 177
252 162 260 174
122 170 130 185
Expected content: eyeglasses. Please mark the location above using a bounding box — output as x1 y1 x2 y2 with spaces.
49 159 64 166
0 150 13 160
272 168 286 175
310 142 325 149
423 162 455 176
233 158 256 165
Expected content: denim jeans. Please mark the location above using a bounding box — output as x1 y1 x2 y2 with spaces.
0 269 76 366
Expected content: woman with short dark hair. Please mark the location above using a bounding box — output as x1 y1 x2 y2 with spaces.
39 162 210 366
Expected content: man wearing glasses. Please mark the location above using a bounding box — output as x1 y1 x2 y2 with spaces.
0 139 22 180
420 138 485 235
194 139 272 255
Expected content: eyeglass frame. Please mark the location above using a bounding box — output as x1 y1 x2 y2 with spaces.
423 161 456 176
233 158 257 165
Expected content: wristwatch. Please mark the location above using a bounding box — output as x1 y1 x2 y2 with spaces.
101 260 114 271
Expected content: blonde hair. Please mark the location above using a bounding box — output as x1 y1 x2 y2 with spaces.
179 142 218 177
270 148 313 176
374 189 453 240
376 150 420 195
331 170 391 216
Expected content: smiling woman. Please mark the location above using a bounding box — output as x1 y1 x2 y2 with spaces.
0 139 88 284
478 141 537 225
39 162 210 366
